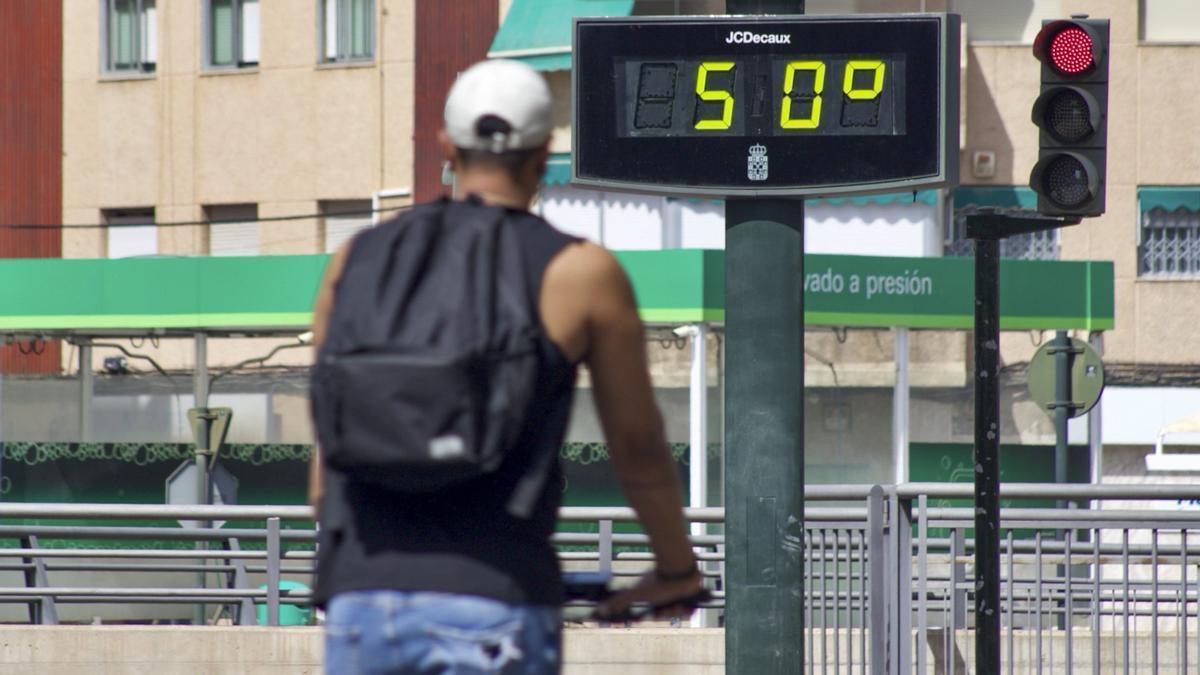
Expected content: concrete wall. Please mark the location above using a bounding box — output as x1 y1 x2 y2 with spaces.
1 626 1195 673
0 627 725 675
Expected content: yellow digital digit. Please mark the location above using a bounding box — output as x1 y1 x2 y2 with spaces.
694 61 736 130
781 61 825 130
843 60 886 100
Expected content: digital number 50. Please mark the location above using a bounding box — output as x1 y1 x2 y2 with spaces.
691 59 887 131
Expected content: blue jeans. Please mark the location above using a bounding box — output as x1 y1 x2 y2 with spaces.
325 590 562 674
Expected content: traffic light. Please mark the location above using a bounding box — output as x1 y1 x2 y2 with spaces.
1030 18 1109 217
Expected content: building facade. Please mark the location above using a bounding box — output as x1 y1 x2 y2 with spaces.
4 0 1198 481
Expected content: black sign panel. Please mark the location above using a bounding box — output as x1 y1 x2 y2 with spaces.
572 15 960 197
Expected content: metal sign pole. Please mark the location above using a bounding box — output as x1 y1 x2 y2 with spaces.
193 333 209 626
1052 330 1073 492
972 234 1002 673
723 4 805 670
725 198 806 674
966 210 1079 674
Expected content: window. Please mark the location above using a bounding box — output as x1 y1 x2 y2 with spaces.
320 0 375 63
947 187 1059 260
1139 188 1200 277
206 204 259 256
1142 0 1200 42
104 208 157 258
321 200 373 253
951 0 1062 43
104 0 157 74
206 0 260 68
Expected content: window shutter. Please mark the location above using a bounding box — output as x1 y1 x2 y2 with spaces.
325 212 372 253
241 0 260 64
107 226 158 258
208 204 259 256
323 0 339 60
142 1 157 66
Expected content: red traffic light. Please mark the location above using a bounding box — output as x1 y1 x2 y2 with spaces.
1048 27 1094 74
1034 21 1101 77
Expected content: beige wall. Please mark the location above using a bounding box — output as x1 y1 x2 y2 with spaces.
62 0 416 369
63 0 415 258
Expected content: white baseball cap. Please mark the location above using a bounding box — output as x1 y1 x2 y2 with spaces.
444 59 553 153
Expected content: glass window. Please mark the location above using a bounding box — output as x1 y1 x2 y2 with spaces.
206 204 259 256
1142 0 1200 42
947 187 1059 260
952 0 1063 43
103 208 158 258
104 0 156 74
207 0 260 68
320 0 375 63
1139 189 1200 277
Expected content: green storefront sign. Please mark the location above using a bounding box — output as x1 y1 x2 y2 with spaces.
0 251 1112 332
803 254 1113 330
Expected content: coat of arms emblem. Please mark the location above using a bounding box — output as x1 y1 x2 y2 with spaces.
747 144 768 181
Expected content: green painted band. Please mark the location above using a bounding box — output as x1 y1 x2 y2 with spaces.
0 313 314 330
804 312 1114 330
804 312 970 329
638 308 725 323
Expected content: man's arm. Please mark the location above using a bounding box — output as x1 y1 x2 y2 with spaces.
307 244 351 510
545 243 701 617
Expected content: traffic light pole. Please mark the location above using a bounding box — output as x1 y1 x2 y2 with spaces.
967 211 1079 674
970 230 1003 673
726 8 805 674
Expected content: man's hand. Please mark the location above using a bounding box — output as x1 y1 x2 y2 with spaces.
594 568 707 622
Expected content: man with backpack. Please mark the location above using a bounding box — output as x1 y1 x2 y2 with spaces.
308 59 705 674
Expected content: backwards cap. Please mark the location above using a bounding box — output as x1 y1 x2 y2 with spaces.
444 59 553 154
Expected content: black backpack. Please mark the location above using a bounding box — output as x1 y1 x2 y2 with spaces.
310 197 550 515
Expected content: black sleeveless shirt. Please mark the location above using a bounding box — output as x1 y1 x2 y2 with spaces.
313 201 580 608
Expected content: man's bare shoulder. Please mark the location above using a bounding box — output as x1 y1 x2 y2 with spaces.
543 239 628 293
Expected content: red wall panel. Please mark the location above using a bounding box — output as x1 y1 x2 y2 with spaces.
0 0 63 373
413 0 500 202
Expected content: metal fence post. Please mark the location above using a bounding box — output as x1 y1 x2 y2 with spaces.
224 537 257 625
867 486 886 675
946 528 962 675
952 528 967 630
266 516 281 627
598 519 613 577
917 495 928 675
896 494 914 674
19 535 58 625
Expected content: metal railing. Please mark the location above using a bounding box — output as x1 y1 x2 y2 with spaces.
5 484 1200 673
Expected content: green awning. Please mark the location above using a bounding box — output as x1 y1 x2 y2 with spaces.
954 186 1037 210
488 0 634 71
543 153 571 186
1140 187 1200 212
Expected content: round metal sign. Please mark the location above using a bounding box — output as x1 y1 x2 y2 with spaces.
1027 337 1105 418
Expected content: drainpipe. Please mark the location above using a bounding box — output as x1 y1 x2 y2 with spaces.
372 188 413 225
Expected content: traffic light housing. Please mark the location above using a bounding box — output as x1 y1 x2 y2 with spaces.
1030 18 1109 217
